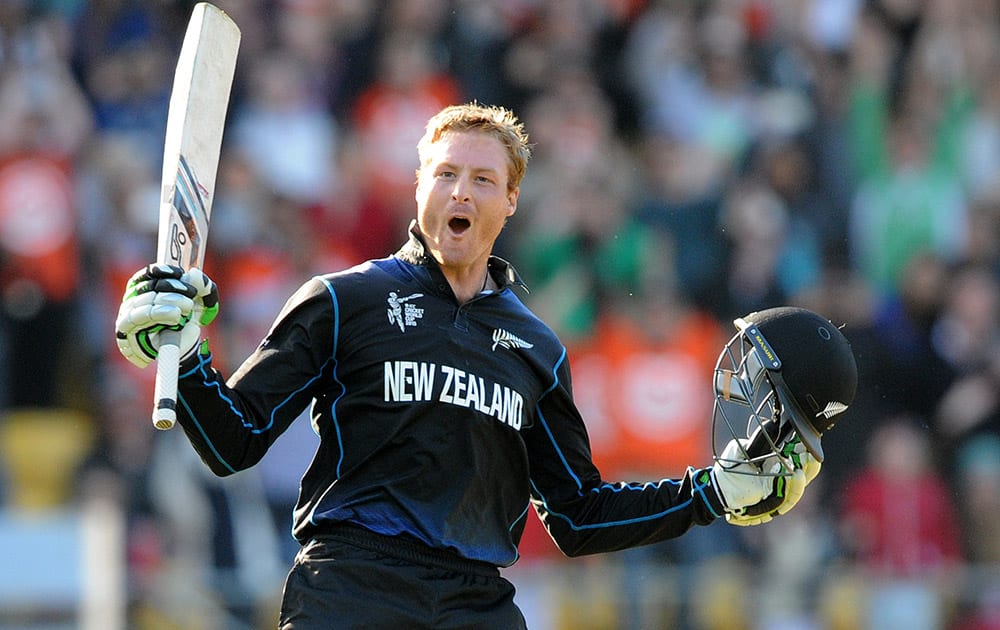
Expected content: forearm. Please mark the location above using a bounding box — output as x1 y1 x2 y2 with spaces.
175 346 285 475
534 466 722 557
525 365 723 556
174 276 335 475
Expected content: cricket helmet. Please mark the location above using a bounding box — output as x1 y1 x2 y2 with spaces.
712 306 857 468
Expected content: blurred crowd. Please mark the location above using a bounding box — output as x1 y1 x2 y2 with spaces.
1 0 999 628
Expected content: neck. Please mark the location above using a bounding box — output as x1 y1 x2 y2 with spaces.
444 264 491 304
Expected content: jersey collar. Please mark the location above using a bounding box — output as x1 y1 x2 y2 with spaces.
396 220 529 294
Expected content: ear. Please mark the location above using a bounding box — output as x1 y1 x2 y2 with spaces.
506 187 519 217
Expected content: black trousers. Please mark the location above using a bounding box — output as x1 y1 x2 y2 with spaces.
278 526 527 630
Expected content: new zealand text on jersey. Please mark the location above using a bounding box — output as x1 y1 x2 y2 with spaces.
383 361 524 430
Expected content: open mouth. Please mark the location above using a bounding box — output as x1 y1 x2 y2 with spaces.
448 216 471 234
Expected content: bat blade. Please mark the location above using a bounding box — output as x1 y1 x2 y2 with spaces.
153 2 240 430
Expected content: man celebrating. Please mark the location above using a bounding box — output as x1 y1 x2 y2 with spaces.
116 103 852 628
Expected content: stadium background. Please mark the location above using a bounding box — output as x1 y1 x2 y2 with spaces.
0 0 998 628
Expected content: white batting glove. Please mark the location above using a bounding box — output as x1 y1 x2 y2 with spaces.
115 264 219 369
710 438 778 515
726 437 821 526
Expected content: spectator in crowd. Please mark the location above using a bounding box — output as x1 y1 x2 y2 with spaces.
0 7 93 408
512 68 641 340
847 5 971 299
838 416 962 630
931 263 1000 470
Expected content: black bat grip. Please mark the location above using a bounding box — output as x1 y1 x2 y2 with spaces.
744 418 787 462
741 420 794 517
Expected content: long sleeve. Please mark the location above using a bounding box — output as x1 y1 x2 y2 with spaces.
174 277 336 476
523 350 722 557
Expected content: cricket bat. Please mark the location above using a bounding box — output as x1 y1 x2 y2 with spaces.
153 2 240 430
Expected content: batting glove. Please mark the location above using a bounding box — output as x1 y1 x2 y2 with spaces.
115 264 219 369
709 438 780 517
726 436 821 527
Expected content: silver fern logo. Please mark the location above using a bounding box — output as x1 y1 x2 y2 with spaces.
817 401 849 419
492 328 533 351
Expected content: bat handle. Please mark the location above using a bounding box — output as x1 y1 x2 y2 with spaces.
152 329 182 430
744 419 790 467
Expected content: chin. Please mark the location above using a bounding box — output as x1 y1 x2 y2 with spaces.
437 251 473 270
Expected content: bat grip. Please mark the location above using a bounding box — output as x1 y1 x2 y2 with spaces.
740 420 794 518
744 419 789 465
152 329 182 430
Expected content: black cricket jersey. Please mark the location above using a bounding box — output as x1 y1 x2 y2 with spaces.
175 227 724 568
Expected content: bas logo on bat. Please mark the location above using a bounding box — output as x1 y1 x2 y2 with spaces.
166 156 209 268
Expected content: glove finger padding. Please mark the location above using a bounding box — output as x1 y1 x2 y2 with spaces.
726 437 821 527
181 268 220 327
115 264 219 369
774 468 808 516
122 263 195 299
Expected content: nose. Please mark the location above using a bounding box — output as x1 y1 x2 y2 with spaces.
451 176 471 202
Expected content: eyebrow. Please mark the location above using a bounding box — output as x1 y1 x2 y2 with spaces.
434 165 505 185
435 161 501 175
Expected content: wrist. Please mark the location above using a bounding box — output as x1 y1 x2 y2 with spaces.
693 467 728 519
179 337 210 371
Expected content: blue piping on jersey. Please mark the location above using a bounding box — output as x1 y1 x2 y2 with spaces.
307 278 348 530
528 346 703 530
176 276 346 476
187 348 248 426
507 502 532 563
176 350 239 473
189 347 326 436
267 366 331 433
510 503 530 532
529 344 719 530
535 347 584 491
691 467 723 519
530 478 695 531
320 276 347 479
179 344 331 473
177 388 238 475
